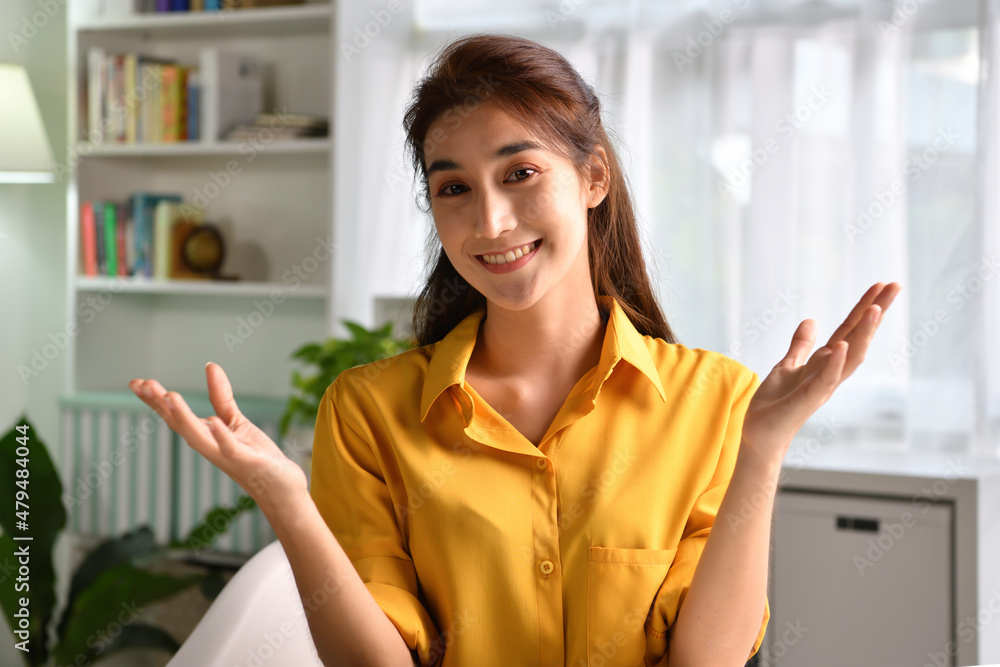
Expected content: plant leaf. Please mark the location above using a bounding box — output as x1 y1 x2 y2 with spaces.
52 563 203 666
55 526 158 642
169 496 256 553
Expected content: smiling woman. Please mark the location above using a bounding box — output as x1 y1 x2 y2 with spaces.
129 31 900 667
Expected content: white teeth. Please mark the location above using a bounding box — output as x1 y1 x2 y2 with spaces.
481 240 537 265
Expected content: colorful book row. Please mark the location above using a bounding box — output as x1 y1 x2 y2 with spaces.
79 194 188 279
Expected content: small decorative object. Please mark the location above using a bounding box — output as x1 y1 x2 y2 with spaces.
181 224 226 277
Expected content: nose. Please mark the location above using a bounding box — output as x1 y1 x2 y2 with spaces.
473 185 515 240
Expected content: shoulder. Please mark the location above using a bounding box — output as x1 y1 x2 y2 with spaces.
324 344 437 410
642 336 759 400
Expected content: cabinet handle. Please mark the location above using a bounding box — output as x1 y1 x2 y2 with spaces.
836 516 880 532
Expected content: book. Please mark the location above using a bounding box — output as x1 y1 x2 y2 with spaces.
93 203 105 275
80 202 98 277
115 204 128 276
153 201 178 280
104 202 118 276
187 71 200 142
87 47 106 142
199 48 261 142
123 203 135 275
132 193 182 278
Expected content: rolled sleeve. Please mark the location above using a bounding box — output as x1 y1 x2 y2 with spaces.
645 367 770 664
309 375 441 666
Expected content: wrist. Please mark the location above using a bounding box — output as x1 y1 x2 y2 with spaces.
259 486 315 527
736 438 786 478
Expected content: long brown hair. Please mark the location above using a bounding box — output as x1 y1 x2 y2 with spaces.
403 33 677 346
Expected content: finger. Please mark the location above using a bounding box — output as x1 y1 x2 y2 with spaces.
128 378 170 414
205 415 243 459
776 319 817 369
129 379 219 460
827 282 902 346
838 304 882 379
205 362 244 430
826 282 885 345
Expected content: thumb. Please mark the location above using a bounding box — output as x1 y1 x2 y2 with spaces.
205 362 242 429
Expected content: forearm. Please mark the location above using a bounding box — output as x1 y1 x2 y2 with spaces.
263 492 416 667
668 443 782 667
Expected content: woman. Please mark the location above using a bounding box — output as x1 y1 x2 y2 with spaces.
129 33 900 667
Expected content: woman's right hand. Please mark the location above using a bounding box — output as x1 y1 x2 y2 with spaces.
128 362 309 519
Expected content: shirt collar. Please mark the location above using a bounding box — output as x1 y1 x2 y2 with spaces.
418 294 667 423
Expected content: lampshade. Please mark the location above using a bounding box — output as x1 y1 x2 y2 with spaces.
0 63 56 183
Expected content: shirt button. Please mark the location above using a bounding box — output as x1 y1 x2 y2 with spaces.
540 559 554 575
536 458 548 470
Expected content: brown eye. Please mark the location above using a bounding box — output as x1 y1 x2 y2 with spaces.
508 167 536 182
437 183 468 197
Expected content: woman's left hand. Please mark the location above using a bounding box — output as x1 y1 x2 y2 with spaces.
739 281 902 468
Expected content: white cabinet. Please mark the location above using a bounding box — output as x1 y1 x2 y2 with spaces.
763 447 1000 667
768 491 951 666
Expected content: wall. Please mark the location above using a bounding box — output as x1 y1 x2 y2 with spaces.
1 1 67 665
0 0 68 457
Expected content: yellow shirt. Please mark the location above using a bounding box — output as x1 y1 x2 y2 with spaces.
310 294 769 667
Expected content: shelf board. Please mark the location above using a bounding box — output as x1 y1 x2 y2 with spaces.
76 3 332 38
79 138 330 157
76 276 327 298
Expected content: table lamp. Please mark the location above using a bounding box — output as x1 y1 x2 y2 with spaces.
0 63 55 183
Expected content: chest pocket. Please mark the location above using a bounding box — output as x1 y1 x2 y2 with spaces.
587 546 678 667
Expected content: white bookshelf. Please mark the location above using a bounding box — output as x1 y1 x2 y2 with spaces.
65 1 335 397
78 137 330 157
75 3 332 36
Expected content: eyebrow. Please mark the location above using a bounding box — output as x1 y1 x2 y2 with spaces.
425 140 546 178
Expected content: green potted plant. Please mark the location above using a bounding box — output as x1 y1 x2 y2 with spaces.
278 320 413 477
0 415 255 666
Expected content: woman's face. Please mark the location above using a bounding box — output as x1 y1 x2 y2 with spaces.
424 101 607 313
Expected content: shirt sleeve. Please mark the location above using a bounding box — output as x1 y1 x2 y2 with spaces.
309 373 442 666
644 366 769 665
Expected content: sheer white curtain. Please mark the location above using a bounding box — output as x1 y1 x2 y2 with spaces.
332 0 1000 456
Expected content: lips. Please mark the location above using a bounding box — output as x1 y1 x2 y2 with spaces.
476 239 542 265
476 238 541 273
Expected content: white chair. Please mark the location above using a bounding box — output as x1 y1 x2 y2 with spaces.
167 540 325 667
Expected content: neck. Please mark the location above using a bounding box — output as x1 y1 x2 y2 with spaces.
471 291 608 384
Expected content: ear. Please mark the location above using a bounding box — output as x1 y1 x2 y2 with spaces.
585 145 610 209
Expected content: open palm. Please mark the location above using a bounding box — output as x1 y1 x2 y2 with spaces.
740 281 902 464
128 362 307 516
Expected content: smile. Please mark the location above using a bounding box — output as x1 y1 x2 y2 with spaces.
476 239 541 273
